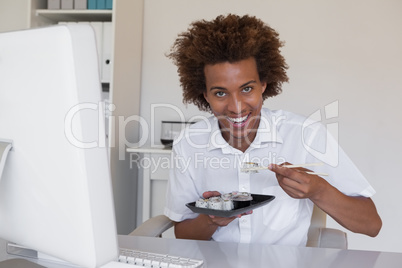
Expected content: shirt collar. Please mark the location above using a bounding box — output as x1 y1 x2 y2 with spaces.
252 108 284 146
207 117 233 153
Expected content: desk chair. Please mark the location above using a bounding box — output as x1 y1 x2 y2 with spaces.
130 205 347 249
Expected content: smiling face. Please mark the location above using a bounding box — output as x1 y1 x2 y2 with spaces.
203 57 267 151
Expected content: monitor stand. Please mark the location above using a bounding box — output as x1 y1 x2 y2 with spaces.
0 259 46 268
1 140 53 268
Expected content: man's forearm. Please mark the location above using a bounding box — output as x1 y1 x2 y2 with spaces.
311 183 382 237
174 214 219 240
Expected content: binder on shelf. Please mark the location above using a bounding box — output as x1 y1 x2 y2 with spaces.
88 0 97 9
74 0 87 9
101 22 112 83
48 0 61 9
97 0 106 9
106 0 113 9
87 0 111 10
61 0 73 9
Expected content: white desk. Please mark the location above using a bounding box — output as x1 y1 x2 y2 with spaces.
1 236 402 268
119 235 402 268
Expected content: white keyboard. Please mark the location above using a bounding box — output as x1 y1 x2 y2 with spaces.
115 248 204 268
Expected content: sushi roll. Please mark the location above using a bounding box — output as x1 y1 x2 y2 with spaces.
221 193 233 200
208 198 223 210
195 198 208 208
221 193 234 210
193 191 253 211
222 199 234 210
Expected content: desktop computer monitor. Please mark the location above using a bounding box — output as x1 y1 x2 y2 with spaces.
0 25 118 267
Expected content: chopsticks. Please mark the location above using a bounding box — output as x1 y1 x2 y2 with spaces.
240 162 328 176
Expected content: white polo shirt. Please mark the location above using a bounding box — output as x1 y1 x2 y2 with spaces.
164 108 375 246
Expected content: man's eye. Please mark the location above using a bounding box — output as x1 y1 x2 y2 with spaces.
242 87 252 93
216 91 226 97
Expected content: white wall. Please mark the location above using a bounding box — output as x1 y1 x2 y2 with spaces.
140 0 402 252
0 0 30 32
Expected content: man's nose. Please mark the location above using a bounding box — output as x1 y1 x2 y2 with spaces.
227 94 244 114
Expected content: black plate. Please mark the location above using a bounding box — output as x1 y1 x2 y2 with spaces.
186 194 275 217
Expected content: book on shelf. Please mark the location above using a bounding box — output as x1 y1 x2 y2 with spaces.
97 0 106 9
74 0 87 9
48 0 89 10
61 0 73 9
48 0 60 9
106 0 113 9
88 0 112 10
88 0 97 9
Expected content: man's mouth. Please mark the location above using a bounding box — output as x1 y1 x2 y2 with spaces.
226 113 250 127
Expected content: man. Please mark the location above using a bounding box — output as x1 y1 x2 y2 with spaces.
164 14 381 245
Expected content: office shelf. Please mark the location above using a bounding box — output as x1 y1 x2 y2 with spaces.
35 9 112 22
1 0 143 235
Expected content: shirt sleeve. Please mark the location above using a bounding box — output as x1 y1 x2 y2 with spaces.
304 122 376 197
164 143 200 222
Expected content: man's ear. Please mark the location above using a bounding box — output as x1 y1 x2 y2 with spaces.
261 82 267 94
203 91 209 103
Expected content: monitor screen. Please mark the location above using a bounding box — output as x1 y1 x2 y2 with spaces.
0 25 118 267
